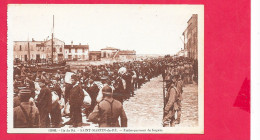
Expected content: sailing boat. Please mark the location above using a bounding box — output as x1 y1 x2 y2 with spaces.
36 15 67 73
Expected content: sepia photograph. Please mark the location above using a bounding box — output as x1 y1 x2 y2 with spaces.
7 4 204 133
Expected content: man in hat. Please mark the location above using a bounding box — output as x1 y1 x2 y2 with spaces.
50 79 62 128
162 74 181 127
36 79 52 128
86 78 99 116
68 75 84 127
88 85 127 127
14 89 40 128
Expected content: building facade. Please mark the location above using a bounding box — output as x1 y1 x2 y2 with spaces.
64 42 89 61
13 38 65 62
116 50 136 61
183 14 198 60
89 51 101 61
101 47 119 59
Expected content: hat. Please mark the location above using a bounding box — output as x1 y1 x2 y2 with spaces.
102 85 113 95
19 89 31 96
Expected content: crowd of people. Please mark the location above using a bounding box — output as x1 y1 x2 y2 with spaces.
162 57 197 127
13 56 197 128
13 57 169 128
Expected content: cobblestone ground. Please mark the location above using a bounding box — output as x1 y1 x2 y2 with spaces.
176 82 198 127
61 75 198 128
124 75 198 127
123 76 164 127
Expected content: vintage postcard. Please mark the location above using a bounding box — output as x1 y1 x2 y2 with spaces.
7 4 204 133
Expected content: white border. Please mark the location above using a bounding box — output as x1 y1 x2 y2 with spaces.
251 0 260 139
7 4 204 134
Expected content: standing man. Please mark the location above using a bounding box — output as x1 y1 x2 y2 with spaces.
162 75 181 127
88 85 127 127
50 79 62 127
69 75 84 127
14 89 40 128
64 83 73 104
36 79 52 128
86 78 99 116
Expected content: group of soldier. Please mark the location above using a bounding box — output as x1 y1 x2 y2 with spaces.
13 57 166 128
162 56 197 127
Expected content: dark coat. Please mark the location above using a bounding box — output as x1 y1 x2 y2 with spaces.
86 83 99 105
65 84 73 103
69 83 84 107
37 86 52 113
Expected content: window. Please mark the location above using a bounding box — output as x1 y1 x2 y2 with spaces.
69 48 71 53
60 48 62 52
53 48 56 52
75 48 78 53
83 48 85 53
19 45 22 51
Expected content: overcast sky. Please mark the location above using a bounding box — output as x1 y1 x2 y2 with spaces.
8 4 203 55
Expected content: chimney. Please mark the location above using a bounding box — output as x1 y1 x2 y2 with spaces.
79 43 81 45
71 41 73 47
32 38 35 42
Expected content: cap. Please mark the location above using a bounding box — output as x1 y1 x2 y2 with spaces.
102 85 113 95
19 89 31 96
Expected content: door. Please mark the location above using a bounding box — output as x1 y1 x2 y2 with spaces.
24 55 27 61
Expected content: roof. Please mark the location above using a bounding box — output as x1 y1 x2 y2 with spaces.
64 45 89 49
187 14 197 23
101 47 119 50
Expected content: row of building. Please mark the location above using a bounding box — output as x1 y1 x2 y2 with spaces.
13 38 136 62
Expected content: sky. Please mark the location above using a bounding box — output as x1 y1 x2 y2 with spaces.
8 4 203 55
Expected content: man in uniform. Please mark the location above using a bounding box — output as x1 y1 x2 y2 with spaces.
162 74 181 127
14 89 40 128
88 85 127 127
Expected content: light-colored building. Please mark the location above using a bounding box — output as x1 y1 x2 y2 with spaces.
64 41 89 61
116 50 136 61
13 38 65 62
101 47 119 59
183 14 198 60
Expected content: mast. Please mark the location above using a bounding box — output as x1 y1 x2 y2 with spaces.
28 41 30 62
51 15 54 64
27 34 30 63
